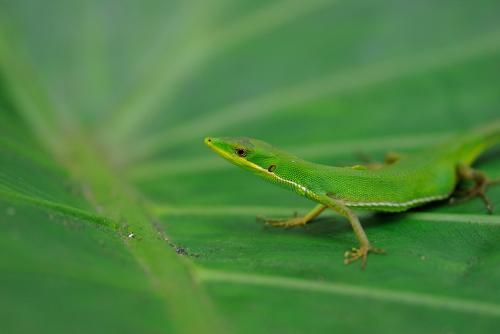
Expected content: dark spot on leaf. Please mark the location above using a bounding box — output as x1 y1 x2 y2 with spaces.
176 247 187 255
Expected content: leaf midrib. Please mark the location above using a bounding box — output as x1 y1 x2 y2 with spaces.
0 22 228 334
54 134 228 333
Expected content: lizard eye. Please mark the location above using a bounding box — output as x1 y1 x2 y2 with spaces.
267 164 276 172
235 148 247 157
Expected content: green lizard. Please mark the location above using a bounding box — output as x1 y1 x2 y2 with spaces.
204 122 500 268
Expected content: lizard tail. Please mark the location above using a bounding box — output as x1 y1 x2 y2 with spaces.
453 120 500 165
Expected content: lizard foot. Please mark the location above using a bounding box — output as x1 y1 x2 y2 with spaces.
344 245 385 269
450 176 500 214
259 216 307 228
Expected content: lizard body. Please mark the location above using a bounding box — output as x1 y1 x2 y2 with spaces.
204 122 500 268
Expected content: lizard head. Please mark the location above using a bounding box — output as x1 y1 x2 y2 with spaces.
204 136 315 197
204 137 293 176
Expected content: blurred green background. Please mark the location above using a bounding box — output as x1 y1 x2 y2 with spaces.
1 0 500 333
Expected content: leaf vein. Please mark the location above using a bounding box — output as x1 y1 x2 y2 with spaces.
197 268 500 317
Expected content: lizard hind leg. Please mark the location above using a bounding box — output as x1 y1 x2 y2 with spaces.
353 151 404 170
451 164 500 214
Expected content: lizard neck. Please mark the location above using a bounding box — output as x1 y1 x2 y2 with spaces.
266 159 330 200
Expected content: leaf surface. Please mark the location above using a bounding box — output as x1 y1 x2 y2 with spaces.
1 1 500 333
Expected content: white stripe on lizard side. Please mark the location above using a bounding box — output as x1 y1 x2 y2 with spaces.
343 194 449 208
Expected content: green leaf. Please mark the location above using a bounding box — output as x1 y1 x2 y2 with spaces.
1 1 500 333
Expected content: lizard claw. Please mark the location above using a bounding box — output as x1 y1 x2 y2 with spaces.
344 245 385 269
453 165 500 214
450 176 499 214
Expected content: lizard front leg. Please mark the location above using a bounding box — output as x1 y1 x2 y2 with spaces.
323 196 384 269
260 203 327 228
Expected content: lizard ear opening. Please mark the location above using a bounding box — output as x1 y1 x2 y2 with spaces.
267 164 276 172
